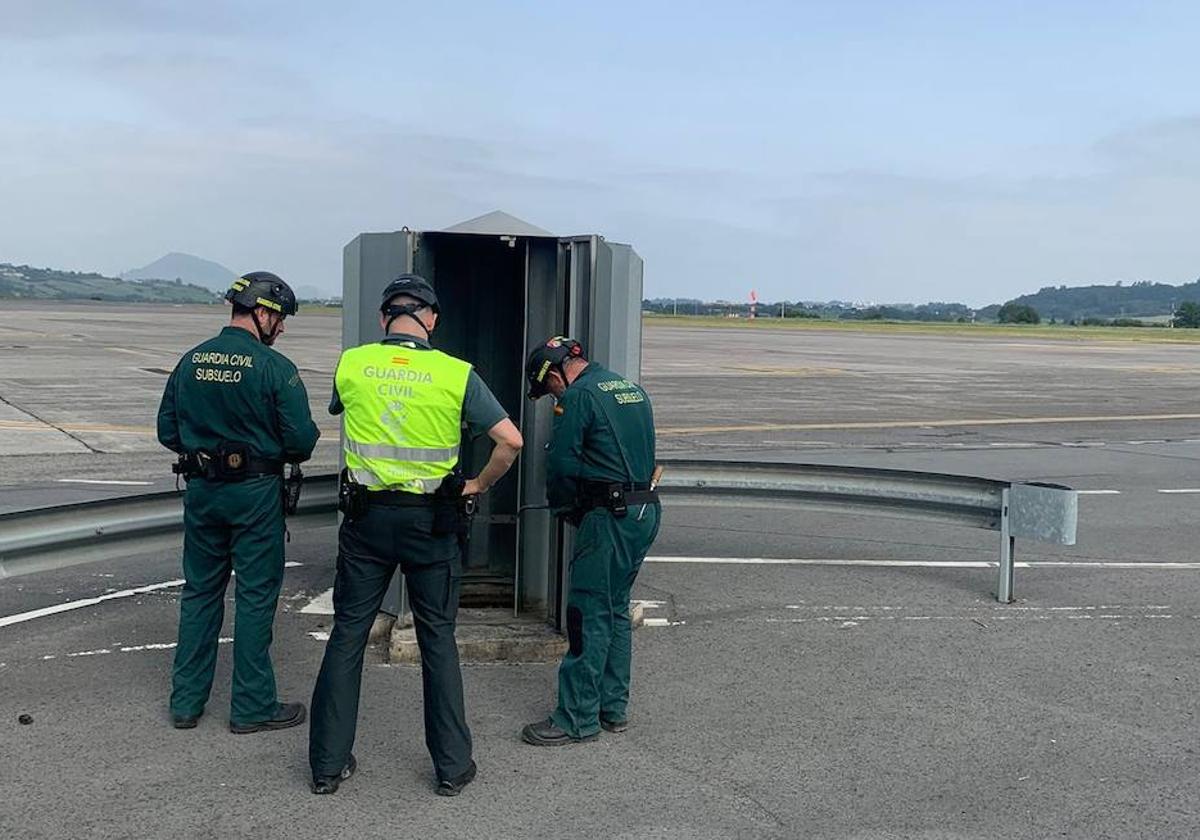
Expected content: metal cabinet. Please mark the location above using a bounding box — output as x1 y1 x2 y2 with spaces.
341 212 643 624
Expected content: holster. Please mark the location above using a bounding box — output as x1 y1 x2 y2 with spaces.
338 468 370 522
432 472 477 561
282 464 303 516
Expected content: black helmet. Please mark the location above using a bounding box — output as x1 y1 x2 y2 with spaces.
526 336 584 399
380 273 439 314
225 271 298 316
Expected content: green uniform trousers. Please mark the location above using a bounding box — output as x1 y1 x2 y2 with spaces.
171 476 285 725
309 503 471 782
552 505 661 739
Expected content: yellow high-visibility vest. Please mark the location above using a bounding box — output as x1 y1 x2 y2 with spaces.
335 342 470 493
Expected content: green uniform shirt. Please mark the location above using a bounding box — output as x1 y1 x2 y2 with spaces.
157 325 320 462
546 363 656 511
328 333 508 439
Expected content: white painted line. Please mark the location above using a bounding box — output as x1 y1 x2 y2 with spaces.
641 618 686 628
987 442 1038 448
0 562 302 629
0 578 185 629
1125 440 1167 446
1077 490 1122 495
41 638 232 661
1157 489 1200 494
300 587 335 615
1061 442 1106 448
308 631 331 641
56 479 155 486
645 556 1200 570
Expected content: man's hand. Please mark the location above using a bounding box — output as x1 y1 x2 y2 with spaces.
463 478 485 496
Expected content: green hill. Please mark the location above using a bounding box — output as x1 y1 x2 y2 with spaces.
988 280 1200 321
0 263 219 303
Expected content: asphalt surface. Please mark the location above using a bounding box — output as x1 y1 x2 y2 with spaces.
2 305 1200 838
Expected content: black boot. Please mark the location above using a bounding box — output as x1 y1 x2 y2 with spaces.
312 754 357 795
435 760 477 797
521 717 598 747
229 701 306 734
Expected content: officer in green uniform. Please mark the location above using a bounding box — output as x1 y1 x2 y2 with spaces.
308 274 523 797
156 272 320 733
520 336 661 746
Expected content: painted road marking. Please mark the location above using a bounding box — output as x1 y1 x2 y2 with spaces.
656 412 1200 437
645 556 1200 569
1077 490 1122 495
1158 489 1200 494
56 479 154 486
300 588 335 615
0 562 302 629
41 638 232 661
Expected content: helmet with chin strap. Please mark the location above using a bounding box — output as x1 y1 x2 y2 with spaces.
225 271 296 345
225 271 298 316
525 336 584 399
380 274 439 337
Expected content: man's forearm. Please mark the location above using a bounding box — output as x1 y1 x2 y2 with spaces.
474 442 520 492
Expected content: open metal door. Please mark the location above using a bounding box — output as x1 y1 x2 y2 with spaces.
546 236 645 628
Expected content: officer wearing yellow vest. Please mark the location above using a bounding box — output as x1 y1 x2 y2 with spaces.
308 274 523 797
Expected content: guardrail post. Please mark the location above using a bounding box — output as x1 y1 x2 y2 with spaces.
997 488 1015 603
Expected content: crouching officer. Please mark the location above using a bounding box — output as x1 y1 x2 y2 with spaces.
309 274 523 797
521 337 661 746
156 272 320 733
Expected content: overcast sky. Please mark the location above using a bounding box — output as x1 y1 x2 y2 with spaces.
2 1 1199 305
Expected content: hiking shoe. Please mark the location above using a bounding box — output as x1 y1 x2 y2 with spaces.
521 718 598 747
600 717 628 734
229 701 306 734
172 712 201 730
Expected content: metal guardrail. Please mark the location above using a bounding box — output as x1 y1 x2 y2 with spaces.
0 475 338 579
0 463 1076 602
656 460 1078 602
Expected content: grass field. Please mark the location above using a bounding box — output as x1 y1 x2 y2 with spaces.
643 313 1200 343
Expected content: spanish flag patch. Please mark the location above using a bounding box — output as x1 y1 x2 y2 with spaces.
554 404 565 416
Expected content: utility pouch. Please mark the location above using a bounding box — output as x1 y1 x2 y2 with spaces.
282 464 303 516
214 441 250 481
602 482 628 518
338 468 369 522
432 471 467 536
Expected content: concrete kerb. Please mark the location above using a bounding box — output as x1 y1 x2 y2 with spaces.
387 603 646 665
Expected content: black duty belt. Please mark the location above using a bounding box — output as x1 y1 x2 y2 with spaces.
174 449 283 482
578 481 660 516
367 489 438 507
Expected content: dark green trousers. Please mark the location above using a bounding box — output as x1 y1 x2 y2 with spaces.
552 505 661 738
171 476 285 726
308 503 470 782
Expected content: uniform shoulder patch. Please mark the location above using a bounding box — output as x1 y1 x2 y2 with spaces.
553 404 565 416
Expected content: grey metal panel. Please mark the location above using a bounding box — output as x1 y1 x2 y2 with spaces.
342 231 414 348
517 238 566 618
1008 482 1078 545
590 241 643 381
564 237 594 343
